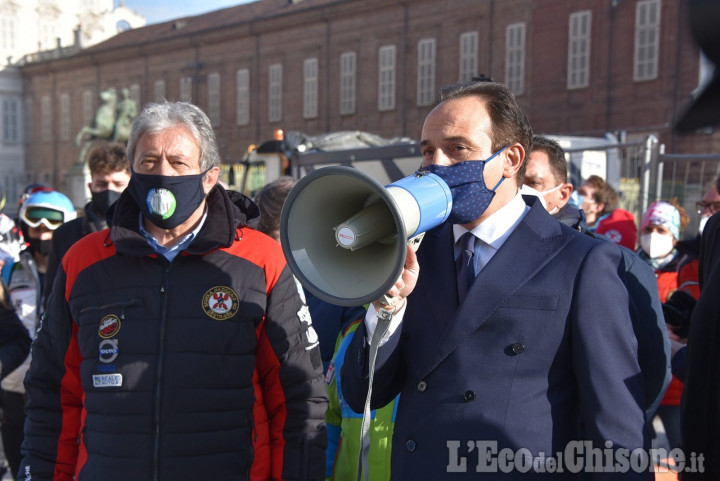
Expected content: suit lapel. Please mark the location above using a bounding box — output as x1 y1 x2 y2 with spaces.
413 222 459 330
417 200 573 378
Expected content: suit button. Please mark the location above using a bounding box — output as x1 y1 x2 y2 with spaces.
511 343 525 354
464 390 476 402
417 380 427 392
406 440 417 452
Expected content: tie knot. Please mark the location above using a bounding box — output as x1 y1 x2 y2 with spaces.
459 232 476 253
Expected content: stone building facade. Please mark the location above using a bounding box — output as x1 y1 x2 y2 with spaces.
17 0 715 194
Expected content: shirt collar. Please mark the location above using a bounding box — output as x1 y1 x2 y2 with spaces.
453 192 529 249
138 208 208 261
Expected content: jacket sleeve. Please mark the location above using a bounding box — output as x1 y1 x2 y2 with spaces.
18 269 82 481
0 283 31 379
570 241 650 475
259 266 328 481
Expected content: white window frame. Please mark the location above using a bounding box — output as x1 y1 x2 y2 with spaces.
207 72 221 126
2 98 18 143
378 45 396 111
41 95 51 142
459 31 479 82
59 93 71 141
505 23 526 95
339 52 356 115
269 64 283 122
236 68 250 126
567 11 592 89
417 38 436 106
634 0 661 81
154 80 166 102
303 57 318 119
1 17 15 52
82 90 94 128
179 76 192 102
23 98 32 143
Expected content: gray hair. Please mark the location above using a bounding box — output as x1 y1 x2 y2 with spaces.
127 101 221 171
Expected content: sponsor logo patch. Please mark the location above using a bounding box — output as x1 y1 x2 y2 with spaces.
92 373 122 387
202 286 239 320
98 315 121 339
98 339 119 364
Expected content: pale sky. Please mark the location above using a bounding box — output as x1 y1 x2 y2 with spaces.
122 0 255 25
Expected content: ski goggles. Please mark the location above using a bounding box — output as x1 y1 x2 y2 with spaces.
20 207 66 230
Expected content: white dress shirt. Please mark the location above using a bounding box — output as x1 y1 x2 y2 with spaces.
365 192 530 344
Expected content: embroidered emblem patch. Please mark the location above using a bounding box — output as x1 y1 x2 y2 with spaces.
98 315 121 339
202 286 239 320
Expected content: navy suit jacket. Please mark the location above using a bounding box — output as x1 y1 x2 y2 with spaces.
342 197 649 479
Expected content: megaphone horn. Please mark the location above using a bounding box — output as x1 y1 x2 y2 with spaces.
280 166 452 306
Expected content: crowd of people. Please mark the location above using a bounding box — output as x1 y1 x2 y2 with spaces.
0 75 716 481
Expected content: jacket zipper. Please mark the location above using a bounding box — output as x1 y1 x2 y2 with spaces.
153 263 171 481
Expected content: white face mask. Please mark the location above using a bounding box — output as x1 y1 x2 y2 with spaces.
519 184 547 209
699 215 710 235
640 232 675 259
520 184 564 214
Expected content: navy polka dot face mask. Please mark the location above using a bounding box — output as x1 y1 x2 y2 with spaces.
421 146 508 225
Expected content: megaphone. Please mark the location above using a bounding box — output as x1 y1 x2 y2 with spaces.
280 166 452 306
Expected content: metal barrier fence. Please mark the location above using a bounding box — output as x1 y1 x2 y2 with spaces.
221 135 720 241
565 136 720 240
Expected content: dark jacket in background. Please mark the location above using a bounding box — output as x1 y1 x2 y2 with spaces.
681 212 720 478
0 284 31 379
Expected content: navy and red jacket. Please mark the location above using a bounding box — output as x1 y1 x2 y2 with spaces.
19 186 327 481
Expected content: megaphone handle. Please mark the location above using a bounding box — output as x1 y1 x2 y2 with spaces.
356 307 394 481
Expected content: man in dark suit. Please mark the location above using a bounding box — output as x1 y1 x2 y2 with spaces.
342 81 649 479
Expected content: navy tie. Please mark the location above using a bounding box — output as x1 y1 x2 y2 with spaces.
456 232 476 303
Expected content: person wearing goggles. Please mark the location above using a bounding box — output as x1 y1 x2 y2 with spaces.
2 189 75 478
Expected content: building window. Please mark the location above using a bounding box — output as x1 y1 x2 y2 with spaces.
207 72 220 126
417 38 436 107
269 64 283 122
82 90 94 128
154 80 166 102
459 31 478 82
339 52 356 115
24 98 31 143
303 58 318 119
568 11 592 89
505 23 526 95
236 69 250 126
41 95 51 142
59 93 71 141
378 45 396 111
129 83 141 107
634 0 661 81
0 17 15 52
179 76 192 102
2 98 18 143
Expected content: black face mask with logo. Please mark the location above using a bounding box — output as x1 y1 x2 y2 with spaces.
127 170 208 230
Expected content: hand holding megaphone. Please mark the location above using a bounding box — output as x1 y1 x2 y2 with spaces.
280 166 451 306
372 244 420 311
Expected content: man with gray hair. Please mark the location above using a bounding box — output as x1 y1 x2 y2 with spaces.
19 102 327 481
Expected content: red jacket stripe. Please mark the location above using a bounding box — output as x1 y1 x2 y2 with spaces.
55 323 85 480
255 316 287 481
